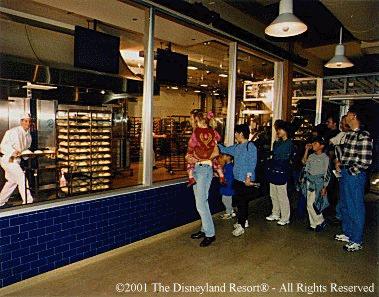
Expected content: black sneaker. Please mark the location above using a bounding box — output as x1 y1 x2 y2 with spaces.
315 221 327 232
200 236 216 247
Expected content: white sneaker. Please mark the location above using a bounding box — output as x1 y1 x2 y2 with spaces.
277 220 290 226
334 234 350 243
232 224 245 237
343 242 362 252
233 220 249 229
266 214 280 221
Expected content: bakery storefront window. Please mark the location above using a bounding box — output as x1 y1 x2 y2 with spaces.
236 50 274 150
150 14 230 183
0 1 146 208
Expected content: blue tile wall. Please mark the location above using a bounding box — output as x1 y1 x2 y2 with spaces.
0 181 223 288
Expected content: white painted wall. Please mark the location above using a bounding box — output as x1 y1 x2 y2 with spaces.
128 89 200 118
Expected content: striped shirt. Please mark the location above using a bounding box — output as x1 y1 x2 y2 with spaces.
340 129 373 175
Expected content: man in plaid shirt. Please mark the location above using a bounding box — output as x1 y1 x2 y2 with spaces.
335 106 373 252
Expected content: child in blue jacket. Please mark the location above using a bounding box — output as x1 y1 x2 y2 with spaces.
219 154 235 219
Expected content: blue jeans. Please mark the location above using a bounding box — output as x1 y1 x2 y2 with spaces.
339 169 366 244
222 195 233 214
193 164 215 237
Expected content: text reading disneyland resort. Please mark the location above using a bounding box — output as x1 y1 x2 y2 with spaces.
115 282 375 295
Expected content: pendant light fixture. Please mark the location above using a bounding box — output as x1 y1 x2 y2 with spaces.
324 27 354 68
265 0 307 37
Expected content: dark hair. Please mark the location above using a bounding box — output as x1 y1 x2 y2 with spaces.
327 115 339 126
314 123 328 137
275 120 293 138
348 105 364 122
313 135 327 146
235 124 250 139
274 119 285 129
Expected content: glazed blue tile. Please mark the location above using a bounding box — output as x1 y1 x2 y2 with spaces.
2 275 21 287
76 217 90 226
37 218 54 228
45 224 61 234
20 253 39 265
9 216 28 226
53 229 71 239
54 243 69 254
21 268 39 280
38 263 55 274
46 239 63 250
20 222 38 232
38 233 55 244
69 254 84 264
54 258 70 268
2 242 21 253
29 243 46 254
75 204 90 212
53 215 69 224
46 253 62 264
0 236 10 246
1 226 19 237
69 240 84 250
62 249 76 259
27 212 46 222
1 258 21 271
19 238 37 248
68 212 83 221
29 258 47 270
0 218 10 229
38 248 54 259
76 244 90 254
28 228 45 238
11 247 29 260
61 221 76 231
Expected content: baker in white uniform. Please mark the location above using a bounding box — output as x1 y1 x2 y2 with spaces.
0 113 34 207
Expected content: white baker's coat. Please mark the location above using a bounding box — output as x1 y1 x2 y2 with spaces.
0 126 32 164
0 126 33 206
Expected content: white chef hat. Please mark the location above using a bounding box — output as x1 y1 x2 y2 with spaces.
21 113 32 120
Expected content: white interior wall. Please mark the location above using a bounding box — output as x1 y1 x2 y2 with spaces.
128 89 200 118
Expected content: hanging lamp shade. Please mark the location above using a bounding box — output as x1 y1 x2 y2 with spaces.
325 28 354 68
265 0 307 37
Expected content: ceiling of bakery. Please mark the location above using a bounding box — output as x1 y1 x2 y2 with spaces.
0 0 273 95
226 0 379 74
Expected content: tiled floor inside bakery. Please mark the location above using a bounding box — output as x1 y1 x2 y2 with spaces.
0 196 377 297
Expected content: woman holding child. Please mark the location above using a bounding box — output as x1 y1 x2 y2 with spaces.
186 109 223 247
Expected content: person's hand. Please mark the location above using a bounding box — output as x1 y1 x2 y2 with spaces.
185 154 197 164
335 161 341 172
321 188 327 196
245 176 253 187
12 150 20 157
305 143 312 150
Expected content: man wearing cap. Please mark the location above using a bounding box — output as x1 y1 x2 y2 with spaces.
0 113 34 207
335 106 373 252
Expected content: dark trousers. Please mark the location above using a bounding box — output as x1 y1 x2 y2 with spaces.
233 180 253 227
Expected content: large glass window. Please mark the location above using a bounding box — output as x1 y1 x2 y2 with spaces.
236 50 274 149
151 14 230 183
0 0 146 207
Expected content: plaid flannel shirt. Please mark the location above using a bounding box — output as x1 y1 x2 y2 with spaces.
341 129 373 175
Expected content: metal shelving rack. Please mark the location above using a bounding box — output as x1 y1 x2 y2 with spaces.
161 115 192 173
128 116 142 162
56 108 112 196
